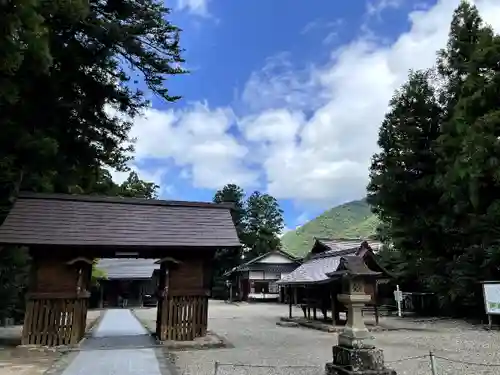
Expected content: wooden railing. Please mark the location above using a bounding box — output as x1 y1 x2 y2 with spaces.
158 295 208 341
22 293 89 346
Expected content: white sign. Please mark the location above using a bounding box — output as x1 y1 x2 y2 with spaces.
483 283 500 315
393 290 403 302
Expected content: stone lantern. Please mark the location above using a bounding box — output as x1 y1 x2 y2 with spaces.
325 256 396 375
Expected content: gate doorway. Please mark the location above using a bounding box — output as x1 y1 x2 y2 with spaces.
0 193 241 346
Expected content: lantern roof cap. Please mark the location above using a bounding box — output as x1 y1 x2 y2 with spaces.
325 255 381 278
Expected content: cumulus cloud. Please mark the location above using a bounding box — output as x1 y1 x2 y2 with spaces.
126 0 500 205
127 103 258 190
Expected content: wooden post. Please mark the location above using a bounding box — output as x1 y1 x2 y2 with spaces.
288 286 293 319
99 283 104 308
306 288 311 319
156 262 167 339
330 289 336 326
374 280 380 326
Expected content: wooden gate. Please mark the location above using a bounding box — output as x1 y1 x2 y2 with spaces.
22 294 89 346
158 295 208 341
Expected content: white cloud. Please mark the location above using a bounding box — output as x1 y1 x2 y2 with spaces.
124 0 500 205
127 103 258 190
366 0 406 18
176 0 211 17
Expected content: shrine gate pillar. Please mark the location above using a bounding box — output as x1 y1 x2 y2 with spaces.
155 256 210 341
22 256 92 346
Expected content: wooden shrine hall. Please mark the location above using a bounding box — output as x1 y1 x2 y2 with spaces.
0 192 241 346
277 239 391 325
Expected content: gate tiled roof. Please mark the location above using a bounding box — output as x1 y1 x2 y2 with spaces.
0 193 241 248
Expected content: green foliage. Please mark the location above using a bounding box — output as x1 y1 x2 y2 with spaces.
281 199 378 257
214 184 246 239
91 259 107 286
245 191 284 259
212 184 285 276
212 184 246 279
0 247 30 322
0 0 182 320
367 0 500 317
119 171 159 199
367 69 443 292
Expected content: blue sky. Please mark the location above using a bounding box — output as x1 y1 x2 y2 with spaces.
113 0 500 233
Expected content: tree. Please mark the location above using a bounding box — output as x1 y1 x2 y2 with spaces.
0 0 186 215
0 0 184 317
211 186 285 275
437 1 485 116
91 259 107 286
120 171 159 199
212 184 246 282
367 70 443 295
213 184 246 239
369 1 500 317
245 191 284 259
0 247 30 323
0 0 52 105
433 2 500 312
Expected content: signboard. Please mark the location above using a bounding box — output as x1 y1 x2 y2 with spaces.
483 282 500 315
393 290 403 302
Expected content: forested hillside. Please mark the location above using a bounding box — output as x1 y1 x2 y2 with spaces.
281 199 378 257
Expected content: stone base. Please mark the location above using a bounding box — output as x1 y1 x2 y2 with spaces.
325 346 396 375
325 362 396 375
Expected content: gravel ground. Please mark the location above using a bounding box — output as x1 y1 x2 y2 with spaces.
0 309 103 375
133 301 500 375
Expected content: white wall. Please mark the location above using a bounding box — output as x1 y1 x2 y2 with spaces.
249 271 283 280
259 253 294 264
249 271 264 280
264 272 281 280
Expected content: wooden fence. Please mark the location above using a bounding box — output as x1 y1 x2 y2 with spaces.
158 295 208 341
22 295 88 346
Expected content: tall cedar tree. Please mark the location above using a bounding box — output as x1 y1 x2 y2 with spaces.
0 0 185 212
245 191 284 260
0 0 180 319
372 1 500 316
435 1 500 312
367 70 442 295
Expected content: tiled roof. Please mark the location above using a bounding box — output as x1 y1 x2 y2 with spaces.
316 238 364 252
97 258 160 279
0 193 241 248
316 238 382 256
238 263 298 274
277 248 359 285
223 250 300 277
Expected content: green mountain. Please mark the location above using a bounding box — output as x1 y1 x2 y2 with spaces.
281 199 379 257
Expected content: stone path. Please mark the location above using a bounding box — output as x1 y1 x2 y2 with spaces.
60 309 168 375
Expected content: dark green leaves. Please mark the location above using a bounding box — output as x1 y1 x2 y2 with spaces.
370 1 500 316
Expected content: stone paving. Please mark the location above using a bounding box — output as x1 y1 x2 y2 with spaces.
134 301 500 375
60 309 167 375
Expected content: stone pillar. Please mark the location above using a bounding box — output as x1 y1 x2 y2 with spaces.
326 274 396 375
